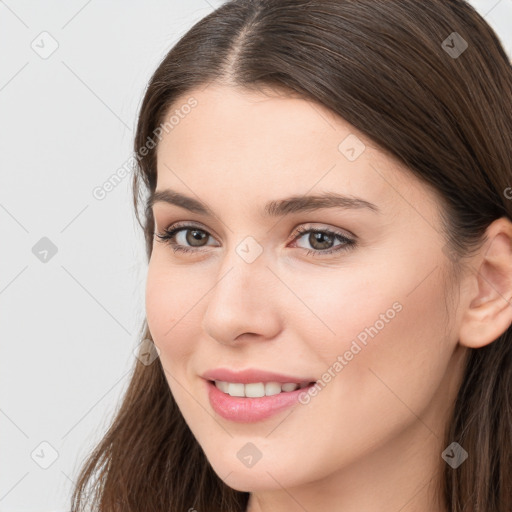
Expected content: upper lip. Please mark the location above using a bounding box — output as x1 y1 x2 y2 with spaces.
201 368 316 384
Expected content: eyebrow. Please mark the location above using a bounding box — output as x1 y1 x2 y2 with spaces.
146 189 380 217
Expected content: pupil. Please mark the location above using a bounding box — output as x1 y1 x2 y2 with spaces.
311 232 332 250
188 229 207 246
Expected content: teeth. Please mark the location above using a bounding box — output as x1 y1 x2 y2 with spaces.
228 383 245 397
265 382 282 396
214 380 308 397
216 380 229 393
245 383 265 397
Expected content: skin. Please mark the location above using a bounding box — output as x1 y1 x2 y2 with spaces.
145 83 512 512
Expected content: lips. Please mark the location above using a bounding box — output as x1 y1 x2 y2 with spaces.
205 379 316 422
201 368 316 384
201 368 318 422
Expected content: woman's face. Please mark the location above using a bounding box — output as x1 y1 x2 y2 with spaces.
145 84 468 500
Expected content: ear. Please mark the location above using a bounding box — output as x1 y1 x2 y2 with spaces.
459 217 512 349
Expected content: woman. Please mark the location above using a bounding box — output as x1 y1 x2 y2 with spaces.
70 1 512 510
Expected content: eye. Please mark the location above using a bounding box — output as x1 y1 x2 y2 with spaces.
154 222 357 257
290 225 356 256
154 222 217 254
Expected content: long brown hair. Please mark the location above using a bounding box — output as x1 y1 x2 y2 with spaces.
70 1 512 510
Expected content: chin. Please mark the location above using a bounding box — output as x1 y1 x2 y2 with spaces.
206 454 305 493
219 470 285 493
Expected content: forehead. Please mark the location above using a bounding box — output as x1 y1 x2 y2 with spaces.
153 84 434 224
157 84 362 168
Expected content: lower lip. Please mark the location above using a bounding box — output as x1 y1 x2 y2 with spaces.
206 380 314 423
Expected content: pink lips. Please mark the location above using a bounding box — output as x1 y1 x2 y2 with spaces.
201 368 315 384
202 367 316 423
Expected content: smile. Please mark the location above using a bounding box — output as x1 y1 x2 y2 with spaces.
206 379 317 422
213 380 313 397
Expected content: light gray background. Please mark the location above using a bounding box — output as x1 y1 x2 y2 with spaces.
1 1 511 511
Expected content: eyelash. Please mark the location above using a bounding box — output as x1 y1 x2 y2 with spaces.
154 222 356 257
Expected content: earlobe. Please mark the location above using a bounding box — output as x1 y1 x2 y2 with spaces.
458 218 512 349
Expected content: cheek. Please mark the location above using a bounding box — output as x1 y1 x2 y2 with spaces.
280 269 453 481
297 246 451 391
145 257 199 367
285 268 400 364
305 265 452 430
310 251 451 373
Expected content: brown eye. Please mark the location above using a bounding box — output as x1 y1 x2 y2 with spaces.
155 223 356 257
155 225 216 253
184 228 209 247
291 226 356 256
306 231 336 250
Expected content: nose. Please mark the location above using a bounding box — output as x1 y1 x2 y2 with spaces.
201 247 282 346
